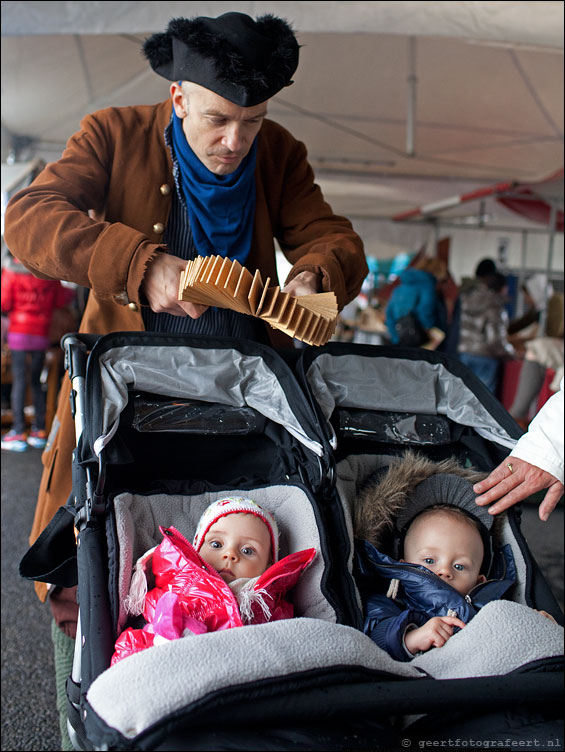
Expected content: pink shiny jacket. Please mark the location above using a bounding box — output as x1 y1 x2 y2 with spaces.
112 526 316 664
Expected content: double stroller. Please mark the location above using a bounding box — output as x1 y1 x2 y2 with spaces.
21 333 563 750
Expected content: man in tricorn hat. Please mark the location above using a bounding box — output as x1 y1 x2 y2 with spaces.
4 11 367 749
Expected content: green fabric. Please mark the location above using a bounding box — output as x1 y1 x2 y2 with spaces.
51 619 75 751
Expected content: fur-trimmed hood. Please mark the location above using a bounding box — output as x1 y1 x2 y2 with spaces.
353 450 503 555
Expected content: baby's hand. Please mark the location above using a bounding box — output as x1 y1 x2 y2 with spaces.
405 616 466 655
537 610 557 623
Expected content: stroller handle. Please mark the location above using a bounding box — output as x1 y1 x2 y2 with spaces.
62 334 91 442
61 333 99 377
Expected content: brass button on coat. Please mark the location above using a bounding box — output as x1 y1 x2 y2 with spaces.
160 184 171 196
153 222 165 234
128 302 139 312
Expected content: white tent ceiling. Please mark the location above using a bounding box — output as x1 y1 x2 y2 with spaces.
1 1 564 220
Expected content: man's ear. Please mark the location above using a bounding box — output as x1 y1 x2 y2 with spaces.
170 82 187 118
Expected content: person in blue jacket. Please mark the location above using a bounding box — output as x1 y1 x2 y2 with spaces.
353 452 517 661
385 257 448 346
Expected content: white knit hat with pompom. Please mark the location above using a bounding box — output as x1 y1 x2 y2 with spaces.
193 497 279 562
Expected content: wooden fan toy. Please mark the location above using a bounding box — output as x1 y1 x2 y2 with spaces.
178 255 338 346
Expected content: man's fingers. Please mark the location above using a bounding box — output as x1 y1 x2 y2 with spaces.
142 251 199 316
178 301 208 319
283 280 317 297
283 270 322 297
146 300 208 318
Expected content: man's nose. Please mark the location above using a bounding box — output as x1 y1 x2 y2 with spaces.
223 124 245 152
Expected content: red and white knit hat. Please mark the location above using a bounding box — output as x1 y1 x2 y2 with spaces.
193 497 279 562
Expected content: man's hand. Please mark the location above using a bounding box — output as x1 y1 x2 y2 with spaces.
141 252 208 318
473 457 564 522
283 270 322 297
404 616 466 655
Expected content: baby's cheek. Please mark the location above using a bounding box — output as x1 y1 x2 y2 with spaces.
200 552 215 568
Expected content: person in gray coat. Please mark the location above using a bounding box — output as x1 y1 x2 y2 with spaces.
457 261 515 392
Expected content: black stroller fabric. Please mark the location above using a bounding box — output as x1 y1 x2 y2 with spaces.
22 334 563 750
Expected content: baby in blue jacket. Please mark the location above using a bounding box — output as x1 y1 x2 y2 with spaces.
353 452 517 661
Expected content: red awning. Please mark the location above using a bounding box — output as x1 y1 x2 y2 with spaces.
393 169 564 231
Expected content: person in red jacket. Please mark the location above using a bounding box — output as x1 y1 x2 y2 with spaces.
1 254 74 452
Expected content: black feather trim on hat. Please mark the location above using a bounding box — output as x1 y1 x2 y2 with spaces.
143 12 299 107
142 31 173 72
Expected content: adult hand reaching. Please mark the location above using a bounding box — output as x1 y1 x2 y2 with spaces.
473 457 564 522
141 252 208 318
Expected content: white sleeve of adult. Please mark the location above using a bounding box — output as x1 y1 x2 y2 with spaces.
509 378 564 484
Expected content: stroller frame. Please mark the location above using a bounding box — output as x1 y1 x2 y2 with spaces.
21 333 563 751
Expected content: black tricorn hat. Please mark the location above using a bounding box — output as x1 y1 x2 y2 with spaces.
143 12 299 107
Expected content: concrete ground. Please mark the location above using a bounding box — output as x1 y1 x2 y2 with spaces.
1 446 563 751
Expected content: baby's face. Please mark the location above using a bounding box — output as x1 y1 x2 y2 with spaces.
402 511 486 596
199 513 272 583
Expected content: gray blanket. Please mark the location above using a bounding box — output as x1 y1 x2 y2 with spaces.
87 603 562 740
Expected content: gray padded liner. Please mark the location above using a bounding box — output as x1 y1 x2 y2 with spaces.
306 353 517 450
94 346 324 457
113 485 335 633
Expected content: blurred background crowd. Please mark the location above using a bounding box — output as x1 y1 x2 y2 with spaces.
334 250 563 430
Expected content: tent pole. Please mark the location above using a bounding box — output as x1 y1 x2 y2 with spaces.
406 37 417 156
538 202 558 335
546 201 557 273
516 230 528 317
432 218 441 254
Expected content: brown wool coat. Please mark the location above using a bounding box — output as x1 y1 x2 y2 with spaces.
4 99 368 600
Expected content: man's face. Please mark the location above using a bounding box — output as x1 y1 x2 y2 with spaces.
171 82 267 175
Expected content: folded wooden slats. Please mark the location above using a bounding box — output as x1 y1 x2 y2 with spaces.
179 255 338 345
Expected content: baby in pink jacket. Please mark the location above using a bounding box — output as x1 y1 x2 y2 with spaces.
112 498 315 664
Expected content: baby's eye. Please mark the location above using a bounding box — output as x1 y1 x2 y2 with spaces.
209 540 222 549
241 546 255 556
423 557 435 565
453 563 465 571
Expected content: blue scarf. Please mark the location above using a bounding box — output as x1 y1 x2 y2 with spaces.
171 112 257 264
